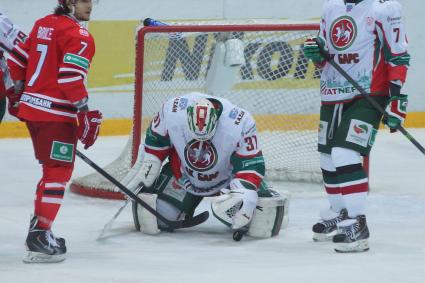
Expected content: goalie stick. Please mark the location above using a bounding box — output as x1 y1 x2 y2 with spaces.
315 40 425 155
75 150 209 230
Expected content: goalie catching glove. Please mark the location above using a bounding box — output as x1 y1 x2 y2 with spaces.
212 179 258 230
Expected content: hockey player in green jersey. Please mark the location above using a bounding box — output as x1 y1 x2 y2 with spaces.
303 0 410 252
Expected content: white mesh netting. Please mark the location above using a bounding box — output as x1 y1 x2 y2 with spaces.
71 20 322 199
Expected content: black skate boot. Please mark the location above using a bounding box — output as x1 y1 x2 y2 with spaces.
312 208 348 242
333 215 370 253
23 216 67 263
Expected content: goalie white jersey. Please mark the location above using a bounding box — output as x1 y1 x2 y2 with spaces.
318 0 409 103
144 92 265 195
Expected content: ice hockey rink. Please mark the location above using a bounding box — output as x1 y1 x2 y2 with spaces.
0 129 424 283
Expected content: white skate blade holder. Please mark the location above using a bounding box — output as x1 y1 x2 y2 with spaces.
313 230 337 242
334 239 370 253
23 251 65 264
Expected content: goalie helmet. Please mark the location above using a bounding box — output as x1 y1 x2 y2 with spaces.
187 98 219 141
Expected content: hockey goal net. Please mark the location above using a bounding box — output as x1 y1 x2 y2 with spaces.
71 21 323 199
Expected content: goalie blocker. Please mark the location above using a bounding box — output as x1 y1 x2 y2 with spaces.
132 164 290 238
212 189 290 238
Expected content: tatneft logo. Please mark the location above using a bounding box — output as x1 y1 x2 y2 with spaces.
353 123 369 135
184 140 217 172
330 16 357 51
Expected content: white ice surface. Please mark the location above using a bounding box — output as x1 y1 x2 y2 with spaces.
1 129 425 283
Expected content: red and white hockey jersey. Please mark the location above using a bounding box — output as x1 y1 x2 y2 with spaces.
7 14 95 123
318 0 409 104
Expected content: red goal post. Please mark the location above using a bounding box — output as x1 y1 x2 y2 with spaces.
71 21 369 200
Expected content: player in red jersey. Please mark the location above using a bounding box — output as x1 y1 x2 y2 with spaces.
7 0 101 263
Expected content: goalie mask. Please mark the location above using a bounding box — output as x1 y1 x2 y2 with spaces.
187 98 219 141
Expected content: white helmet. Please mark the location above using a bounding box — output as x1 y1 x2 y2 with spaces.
187 98 219 141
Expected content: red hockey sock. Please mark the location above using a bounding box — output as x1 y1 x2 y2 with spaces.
33 164 72 230
34 180 66 230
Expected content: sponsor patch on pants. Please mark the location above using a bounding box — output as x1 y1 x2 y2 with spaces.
346 119 373 148
50 141 74 162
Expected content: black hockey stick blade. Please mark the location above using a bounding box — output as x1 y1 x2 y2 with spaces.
75 150 209 229
181 211 210 228
315 39 425 155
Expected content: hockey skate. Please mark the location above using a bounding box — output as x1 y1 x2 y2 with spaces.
333 215 370 253
23 216 67 263
312 208 347 242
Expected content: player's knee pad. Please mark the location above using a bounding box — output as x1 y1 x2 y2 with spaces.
132 194 185 235
212 189 291 238
42 164 73 183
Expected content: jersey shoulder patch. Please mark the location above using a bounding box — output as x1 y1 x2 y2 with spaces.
222 105 256 135
168 96 189 113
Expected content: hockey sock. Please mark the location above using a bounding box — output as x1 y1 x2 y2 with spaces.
322 169 344 212
336 163 368 217
320 153 344 212
331 147 368 217
34 164 72 230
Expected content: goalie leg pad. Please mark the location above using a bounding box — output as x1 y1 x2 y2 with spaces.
132 193 160 235
132 194 186 234
155 198 186 231
248 190 291 238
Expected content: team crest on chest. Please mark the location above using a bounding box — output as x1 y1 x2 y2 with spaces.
330 16 357 51
184 140 218 172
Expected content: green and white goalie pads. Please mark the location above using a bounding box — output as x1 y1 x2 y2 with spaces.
212 189 290 238
132 193 161 235
132 193 187 235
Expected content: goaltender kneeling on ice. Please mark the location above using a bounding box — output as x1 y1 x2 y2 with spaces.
122 92 290 238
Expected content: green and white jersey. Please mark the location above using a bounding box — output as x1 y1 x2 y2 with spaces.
144 92 265 195
319 0 409 104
